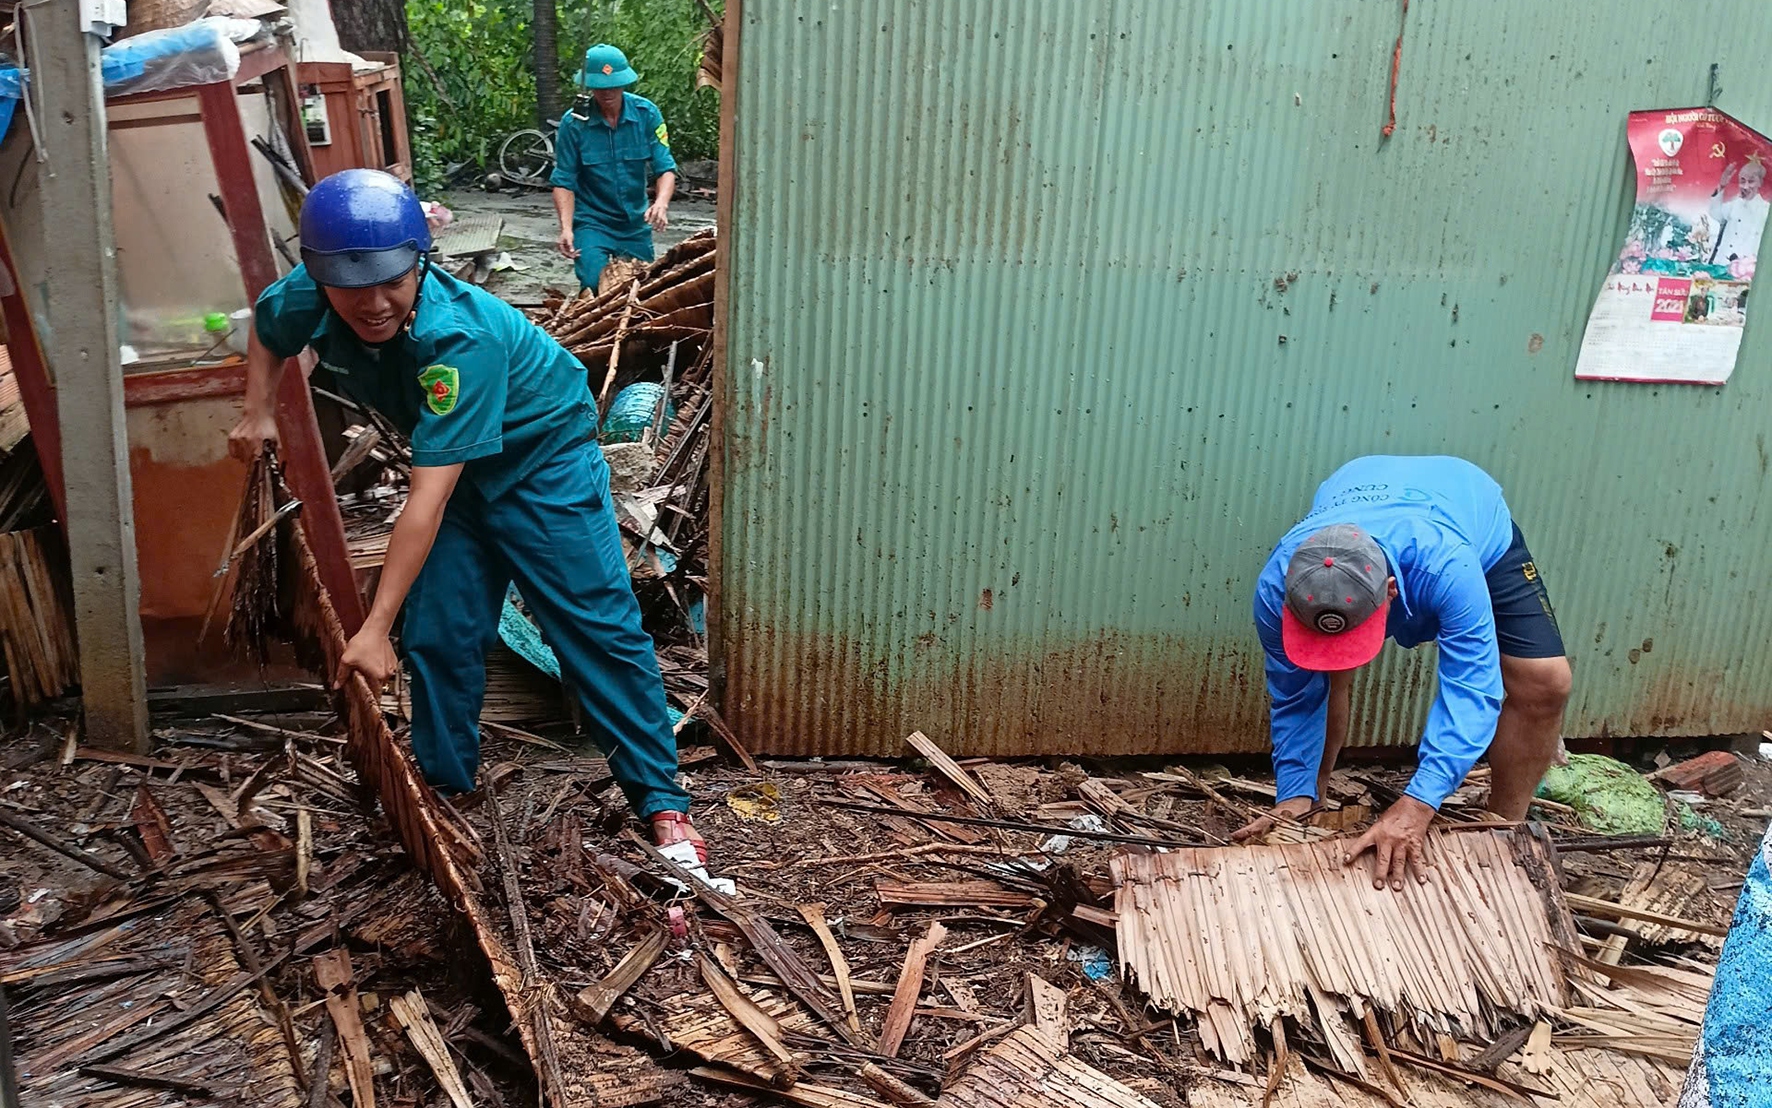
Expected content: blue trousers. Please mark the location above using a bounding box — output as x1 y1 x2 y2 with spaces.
400 444 689 817
573 217 653 289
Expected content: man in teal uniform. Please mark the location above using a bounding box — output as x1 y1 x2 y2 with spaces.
227 168 705 859
551 43 677 289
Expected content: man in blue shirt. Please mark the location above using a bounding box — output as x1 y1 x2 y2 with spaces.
550 43 677 289
1240 456 1570 890
226 169 705 860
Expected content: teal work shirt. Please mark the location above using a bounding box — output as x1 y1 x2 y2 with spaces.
549 93 676 256
255 263 597 500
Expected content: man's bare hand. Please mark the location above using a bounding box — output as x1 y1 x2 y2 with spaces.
1343 796 1435 890
1230 796 1315 843
336 628 399 691
227 411 279 463
643 197 670 232
555 226 579 259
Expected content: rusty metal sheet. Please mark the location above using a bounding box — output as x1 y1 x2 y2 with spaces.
715 0 1772 756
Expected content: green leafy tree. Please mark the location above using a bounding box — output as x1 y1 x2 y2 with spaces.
405 0 722 191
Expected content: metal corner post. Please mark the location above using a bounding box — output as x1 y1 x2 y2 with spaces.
35 0 150 749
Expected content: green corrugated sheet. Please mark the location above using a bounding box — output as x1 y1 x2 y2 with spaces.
716 0 1772 757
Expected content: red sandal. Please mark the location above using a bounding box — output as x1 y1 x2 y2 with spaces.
650 810 708 865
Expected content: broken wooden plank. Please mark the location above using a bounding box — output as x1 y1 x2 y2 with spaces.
858 1062 937 1106
698 952 804 1085
696 701 762 775
880 922 947 1059
389 990 474 1108
614 984 812 1087
1563 893 1729 938
306 1020 336 1108
1598 862 1720 949
294 807 313 895
0 807 133 879
1362 1009 1408 1096
1077 778 1137 822
798 903 862 1037
1520 1020 1555 1077
78 1063 222 1097
905 731 997 808
483 778 594 1108
874 878 1037 910
574 929 669 1024
933 1025 1162 1108
192 779 291 853
1386 1044 1551 1103
849 776 987 846
821 799 1194 849
129 784 178 861
312 949 376 1108
691 1065 894 1108
1022 975 1068 1046
1071 904 1118 929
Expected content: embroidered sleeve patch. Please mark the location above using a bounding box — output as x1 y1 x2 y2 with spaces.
655 121 670 148
418 364 460 415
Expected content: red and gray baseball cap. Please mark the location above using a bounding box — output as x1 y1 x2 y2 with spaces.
1281 524 1391 671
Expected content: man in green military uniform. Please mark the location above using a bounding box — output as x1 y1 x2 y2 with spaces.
230 169 706 860
551 43 677 289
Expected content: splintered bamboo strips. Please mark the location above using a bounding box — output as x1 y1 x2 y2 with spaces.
797 903 862 1037
0 526 77 705
388 990 474 1108
878 922 945 1059
1112 830 1575 1066
598 280 641 409
244 461 663 1106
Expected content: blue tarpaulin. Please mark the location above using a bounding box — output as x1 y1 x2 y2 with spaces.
1 19 248 143
498 586 684 727
1680 819 1772 1107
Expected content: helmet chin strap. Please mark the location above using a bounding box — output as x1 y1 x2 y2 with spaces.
402 254 433 334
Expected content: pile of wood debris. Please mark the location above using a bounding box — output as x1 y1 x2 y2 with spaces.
0 704 535 1107
3 686 1757 1108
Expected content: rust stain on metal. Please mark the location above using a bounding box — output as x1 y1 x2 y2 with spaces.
724 623 1269 757
722 620 1770 758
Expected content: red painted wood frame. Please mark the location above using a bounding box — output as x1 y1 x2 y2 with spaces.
0 48 365 638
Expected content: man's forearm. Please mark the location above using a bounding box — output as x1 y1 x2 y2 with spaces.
244 328 287 417
364 466 463 633
552 187 575 230
654 171 676 207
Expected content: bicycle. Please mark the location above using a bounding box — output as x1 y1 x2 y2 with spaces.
497 118 558 187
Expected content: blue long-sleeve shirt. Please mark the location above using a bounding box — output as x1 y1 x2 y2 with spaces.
1252 456 1516 810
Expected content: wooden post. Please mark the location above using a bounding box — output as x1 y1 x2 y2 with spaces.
35 0 149 750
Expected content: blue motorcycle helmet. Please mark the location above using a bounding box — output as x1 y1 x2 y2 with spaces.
298 169 432 288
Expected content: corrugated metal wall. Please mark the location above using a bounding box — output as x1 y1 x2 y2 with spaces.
715 0 1772 757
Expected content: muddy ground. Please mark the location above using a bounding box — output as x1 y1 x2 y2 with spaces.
434 184 718 306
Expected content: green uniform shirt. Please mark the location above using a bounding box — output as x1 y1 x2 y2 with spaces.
255 263 597 500
549 92 676 253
